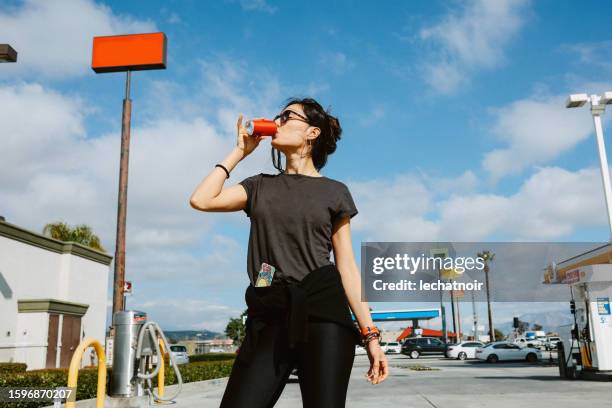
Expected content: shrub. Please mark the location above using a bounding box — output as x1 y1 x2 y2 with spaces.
187 353 236 363
0 362 27 373
0 359 234 408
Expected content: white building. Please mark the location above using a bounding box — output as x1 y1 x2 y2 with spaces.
0 218 112 370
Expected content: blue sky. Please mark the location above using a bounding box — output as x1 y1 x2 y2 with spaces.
1 0 612 332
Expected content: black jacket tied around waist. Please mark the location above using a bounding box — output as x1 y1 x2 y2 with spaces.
237 263 361 374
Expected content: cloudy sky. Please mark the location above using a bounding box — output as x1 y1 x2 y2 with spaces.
2 0 612 333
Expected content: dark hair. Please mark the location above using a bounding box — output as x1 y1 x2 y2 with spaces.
272 97 343 172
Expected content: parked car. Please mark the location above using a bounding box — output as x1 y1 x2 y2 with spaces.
384 342 402 354
209 347 225 353
169 345 190 365
544 336 561 351
475 342 541 363
513 337 542 349
445 341 484 360
401 337 447 359
355 345 367 356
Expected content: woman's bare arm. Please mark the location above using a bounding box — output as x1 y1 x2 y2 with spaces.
331 217 376 334
332 216 389 384
190 114 264 212
189 147 247 211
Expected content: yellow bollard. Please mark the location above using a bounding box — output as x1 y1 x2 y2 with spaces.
66 338 106 408
157 337 168 400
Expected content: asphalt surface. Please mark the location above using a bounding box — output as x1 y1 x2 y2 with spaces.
167 352 612 407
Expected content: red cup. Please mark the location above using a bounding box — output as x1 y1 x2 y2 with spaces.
245 119 277 137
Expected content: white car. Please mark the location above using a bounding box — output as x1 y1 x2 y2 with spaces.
514 337 542 349
544 337 561 351
445 341 484 360
355 345 367 355
476 342 541 363
384 342 402 354
169 345 190 365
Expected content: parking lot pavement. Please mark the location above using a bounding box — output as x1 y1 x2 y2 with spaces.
172 353 612 407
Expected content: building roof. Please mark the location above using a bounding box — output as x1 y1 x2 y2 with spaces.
0 219 112 265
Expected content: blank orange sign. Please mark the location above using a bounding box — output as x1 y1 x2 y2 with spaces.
92 32 167 73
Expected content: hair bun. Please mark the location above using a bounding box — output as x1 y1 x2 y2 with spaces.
325 113 341 154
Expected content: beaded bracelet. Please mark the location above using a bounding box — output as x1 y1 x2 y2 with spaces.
362 332 381 347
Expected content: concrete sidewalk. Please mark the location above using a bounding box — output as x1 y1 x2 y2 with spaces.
60 354 612 407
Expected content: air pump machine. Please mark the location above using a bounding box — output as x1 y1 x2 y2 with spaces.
109 310 183 402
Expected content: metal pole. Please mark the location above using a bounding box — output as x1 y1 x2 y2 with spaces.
438 267 448 344
450 280 457 343
590 95 612 240
456 294 462 342
485 262 495 341
471 290 478 341
112 70 133 318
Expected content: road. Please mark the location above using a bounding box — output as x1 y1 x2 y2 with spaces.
169 353 612 407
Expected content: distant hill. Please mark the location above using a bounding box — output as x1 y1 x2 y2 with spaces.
164 330 225 342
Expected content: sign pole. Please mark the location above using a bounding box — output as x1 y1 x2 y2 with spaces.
92 32 166 320
112 69 132 317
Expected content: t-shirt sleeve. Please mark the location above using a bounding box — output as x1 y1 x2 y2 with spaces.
239 174 260 217
333 184 358 223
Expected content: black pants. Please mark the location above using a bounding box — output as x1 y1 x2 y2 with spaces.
220 317 356 408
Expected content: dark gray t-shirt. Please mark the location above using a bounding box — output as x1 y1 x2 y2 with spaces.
239 172 358 285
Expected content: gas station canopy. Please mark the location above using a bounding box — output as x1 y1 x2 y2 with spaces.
351 308 440 322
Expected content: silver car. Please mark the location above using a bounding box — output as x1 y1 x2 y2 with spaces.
169 345 190 365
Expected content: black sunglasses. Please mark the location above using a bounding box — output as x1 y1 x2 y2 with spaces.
273 109 310 126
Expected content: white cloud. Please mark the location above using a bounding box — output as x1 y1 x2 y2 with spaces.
0 83 86 190
482 94 593 180
0 0 156 79
561 40 612 71
349 166 607 242
320 52 354 75
420 170 478 195
349 174 440 241
167 13 182 24
238 0 277 14
129 298 242 332
358 106 385 127
419 0 530 94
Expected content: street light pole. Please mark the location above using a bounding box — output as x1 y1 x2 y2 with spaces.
566 92 612 240
591 96 612 238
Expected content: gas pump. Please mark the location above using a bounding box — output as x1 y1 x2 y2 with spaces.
556 265 612 379
109 310 183 402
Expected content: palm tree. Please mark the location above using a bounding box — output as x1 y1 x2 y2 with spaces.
43 222 106 252
477 250 495 342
